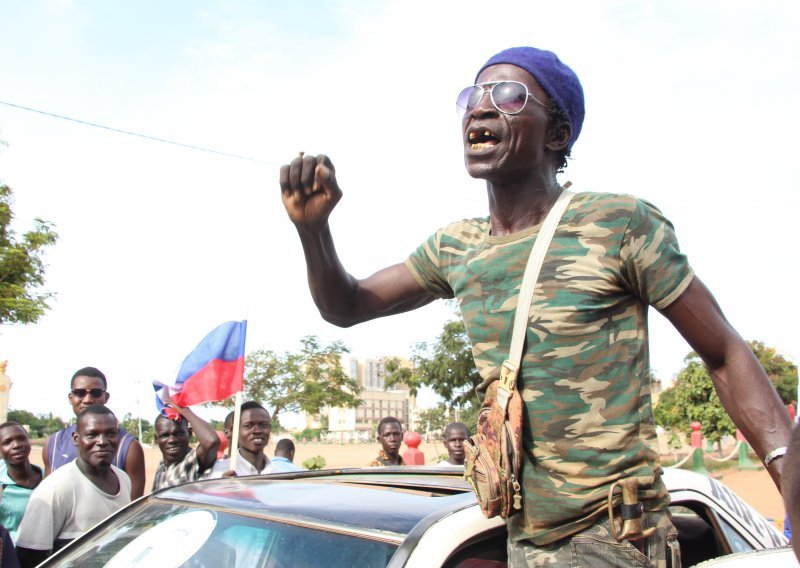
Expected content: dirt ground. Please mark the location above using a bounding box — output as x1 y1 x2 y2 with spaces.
31 441 786 527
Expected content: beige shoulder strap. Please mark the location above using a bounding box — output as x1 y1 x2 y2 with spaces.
496 188 574 411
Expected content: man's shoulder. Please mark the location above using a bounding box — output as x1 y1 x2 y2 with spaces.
48 424 76 440
434 217 491 239
32 461 77 496
570 191 642 212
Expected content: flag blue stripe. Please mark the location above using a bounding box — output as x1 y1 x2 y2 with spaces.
175 320 247 385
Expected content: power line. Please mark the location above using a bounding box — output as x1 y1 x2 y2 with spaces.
0 99 275 165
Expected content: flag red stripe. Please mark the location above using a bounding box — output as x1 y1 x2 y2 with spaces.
171 357 244 407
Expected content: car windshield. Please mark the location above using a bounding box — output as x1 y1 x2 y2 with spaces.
51 501 399 568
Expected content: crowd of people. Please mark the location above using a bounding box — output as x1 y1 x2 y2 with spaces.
0 366 463 567
2 43 796 568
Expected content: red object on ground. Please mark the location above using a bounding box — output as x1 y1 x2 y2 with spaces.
403 431 425 465
690 421 703 448
216 430 228 460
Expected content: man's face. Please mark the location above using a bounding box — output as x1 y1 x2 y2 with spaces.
444 427 468 464
239 408 270 454
68 375 109 416
155 418 191 464
462 63 552 182
74 413 120 469
378 422 403 457
0 425 31 466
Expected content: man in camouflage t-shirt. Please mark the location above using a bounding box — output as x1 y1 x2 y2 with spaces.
279 46 792 567
405 192 693 546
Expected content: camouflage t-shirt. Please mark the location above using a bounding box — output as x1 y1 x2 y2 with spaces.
404 192 694 545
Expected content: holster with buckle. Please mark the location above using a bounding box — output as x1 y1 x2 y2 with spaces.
607 477 656 542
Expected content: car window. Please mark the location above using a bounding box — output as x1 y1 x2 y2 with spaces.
712 512 757 554
50 502 398 568
443 528 507 568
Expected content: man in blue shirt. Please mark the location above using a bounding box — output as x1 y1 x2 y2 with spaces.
271 439 303 473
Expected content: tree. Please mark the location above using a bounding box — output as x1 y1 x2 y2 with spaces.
7 409 66 438
654 341 795 444
418 406 450 436
385 317 482 412
119 413 155 445
654 359 736 445
0 184 58 325
749 340 797 406
216 336 362 423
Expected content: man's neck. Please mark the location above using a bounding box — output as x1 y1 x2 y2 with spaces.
6 460 40 487
383 451 401 465
75 457 118 493
239 447 267 471
486 174 562 237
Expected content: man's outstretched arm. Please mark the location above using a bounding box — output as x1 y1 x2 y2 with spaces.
280 153 434 327
661 277 792 490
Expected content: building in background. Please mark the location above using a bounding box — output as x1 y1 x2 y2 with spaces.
322 355 417 443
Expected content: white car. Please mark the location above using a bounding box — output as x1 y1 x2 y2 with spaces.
42 467 790 567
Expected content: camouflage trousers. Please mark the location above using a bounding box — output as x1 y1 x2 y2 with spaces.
508 510 681 568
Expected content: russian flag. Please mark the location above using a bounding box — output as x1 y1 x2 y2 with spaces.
154 320 247 415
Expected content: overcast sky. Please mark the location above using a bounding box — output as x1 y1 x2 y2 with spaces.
1 0 798 425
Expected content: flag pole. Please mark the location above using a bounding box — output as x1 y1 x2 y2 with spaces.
229 390 243 472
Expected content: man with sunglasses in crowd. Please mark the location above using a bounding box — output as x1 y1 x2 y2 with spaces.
42 367 145 499
280 46 792 567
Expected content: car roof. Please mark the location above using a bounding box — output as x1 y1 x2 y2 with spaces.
152 467 476 537
146 466 783 549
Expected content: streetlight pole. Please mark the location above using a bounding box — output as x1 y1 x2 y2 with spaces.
135 378 143 443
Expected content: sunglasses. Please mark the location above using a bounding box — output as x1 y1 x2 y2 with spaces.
456 80 545 118
71 388 105 399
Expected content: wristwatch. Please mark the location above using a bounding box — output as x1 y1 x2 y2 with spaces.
764 446 787 467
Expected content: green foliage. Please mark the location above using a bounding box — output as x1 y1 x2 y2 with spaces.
748 340 797 405
458 405 480 435
302 455 326 470
417 406 450 434
7 409 66 438
214 336 362 422
654 340 795 444
0 184 58 325
385 318 482 411
654 359 736 443
297 428 322 441
118 413 155 445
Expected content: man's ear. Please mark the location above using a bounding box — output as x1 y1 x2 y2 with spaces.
103 392 111 404
545 121 571 152
72 431 79 447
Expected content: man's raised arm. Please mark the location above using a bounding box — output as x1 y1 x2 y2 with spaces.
279 154 434 327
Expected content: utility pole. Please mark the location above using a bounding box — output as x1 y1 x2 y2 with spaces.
135 378 143 443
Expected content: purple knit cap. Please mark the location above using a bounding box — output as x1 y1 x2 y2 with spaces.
476 47 585 149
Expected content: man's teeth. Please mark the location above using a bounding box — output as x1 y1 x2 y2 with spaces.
468 130 494 141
